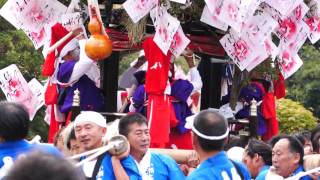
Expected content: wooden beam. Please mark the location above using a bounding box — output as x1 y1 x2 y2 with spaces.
101 52 119 122
198 54 222 109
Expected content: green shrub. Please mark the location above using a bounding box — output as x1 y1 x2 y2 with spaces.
276 98 318 134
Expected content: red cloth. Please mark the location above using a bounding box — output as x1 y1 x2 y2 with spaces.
148 94 171 147
143 37 172 147
143 37 170 94
274 73 286 99
168 130 193 149
262 92 279 141
42 23 75 77
48 105 60 143
44 81 58 105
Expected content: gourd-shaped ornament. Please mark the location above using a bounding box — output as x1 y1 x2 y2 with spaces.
85 8 112 61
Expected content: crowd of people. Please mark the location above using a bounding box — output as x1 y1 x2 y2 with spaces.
1 101 320 180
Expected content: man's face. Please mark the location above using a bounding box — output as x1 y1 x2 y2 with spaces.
242 146 260 178
127 123 150 156
272 139 300 177
74 122 106 151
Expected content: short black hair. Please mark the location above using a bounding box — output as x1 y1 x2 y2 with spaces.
268 134 285 148
224 135 247 150
193 110 228 152
278 135 304 165
118 113 147 137
246 139 272 166
5 152 85 180
294 131 311 146
0 101 29 141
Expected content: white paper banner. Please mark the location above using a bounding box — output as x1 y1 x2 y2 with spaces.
0 64 40 120
278 51 303 79
22 27 48 50
18 0 67 32
61 12 83 31
0 0 24 29
28 78 44 111
170 26 190 57
278 21 309 55
305 16 320 43
241 12 278 44
264 37 279 61
151 6 180 54
260 3 285 22
218 0 262 32
200 5 228 31
220 31 267 71
204 0 223 15
275 3 309 43
123 0 157 23
264 0 303 16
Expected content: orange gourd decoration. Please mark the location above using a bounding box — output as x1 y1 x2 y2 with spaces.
85 7 112 61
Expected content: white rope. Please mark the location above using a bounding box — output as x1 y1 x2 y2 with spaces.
75 145 111 167
74 140 123 167
285 166 320 180
69 145 107 160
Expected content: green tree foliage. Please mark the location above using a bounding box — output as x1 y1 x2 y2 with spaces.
277 98 317 134
287 44 320 118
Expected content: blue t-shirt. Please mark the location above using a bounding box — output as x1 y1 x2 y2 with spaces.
144 152 185 180
0 140 61 179
187 151 251 180
255 165 270 180
96 154 141 180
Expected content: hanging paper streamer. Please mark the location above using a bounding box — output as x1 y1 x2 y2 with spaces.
278 51 303 79
170 26 191 57
150 6 180 55
123 0 157 23
0 65 41 120
200 5 228 31
218 0 262 32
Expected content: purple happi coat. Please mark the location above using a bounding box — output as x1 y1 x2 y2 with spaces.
235 82 266 135
57 60 105 113
170 79 193 134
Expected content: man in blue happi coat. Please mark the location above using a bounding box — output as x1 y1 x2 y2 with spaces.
185 109 251 180
118 113 186 179
0 101 61 179
74 111 141 180
264 135 312 180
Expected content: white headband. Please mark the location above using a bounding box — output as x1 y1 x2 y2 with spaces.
74 111 107 128
185 113 229 140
